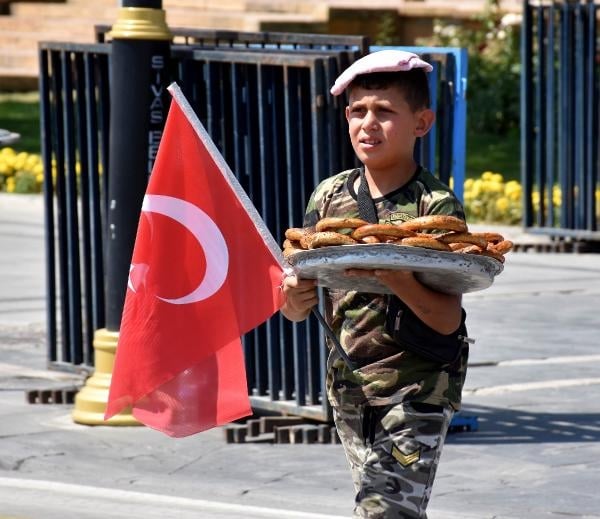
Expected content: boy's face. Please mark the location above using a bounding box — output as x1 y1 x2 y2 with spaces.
345 86 433 174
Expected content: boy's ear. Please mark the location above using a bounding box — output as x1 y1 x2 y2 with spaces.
414 108 436 137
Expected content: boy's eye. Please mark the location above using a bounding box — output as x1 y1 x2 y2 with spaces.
350 107 366 115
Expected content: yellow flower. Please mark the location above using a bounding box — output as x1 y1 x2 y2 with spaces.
495 197 510 213
482 179 503 194
481 171 494 181
471 179 483 197
25 154 40 170
13 152 28 170
0 147 16 158
6 177 16 193
504 180 521 201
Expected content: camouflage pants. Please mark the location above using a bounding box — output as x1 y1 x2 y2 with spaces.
333 401 453 518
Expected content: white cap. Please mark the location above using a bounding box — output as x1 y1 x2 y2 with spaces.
330 50 433 96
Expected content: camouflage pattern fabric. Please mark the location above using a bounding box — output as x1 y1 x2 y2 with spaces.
304 166 469 410
333 400 454 518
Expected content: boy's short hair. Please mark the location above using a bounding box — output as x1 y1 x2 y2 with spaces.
348 69 431 112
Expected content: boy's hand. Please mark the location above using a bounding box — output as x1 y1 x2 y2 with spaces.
280 275 318 322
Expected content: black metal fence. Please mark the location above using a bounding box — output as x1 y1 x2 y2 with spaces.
40 43 110 371
521 0 599 238
40 29 466 420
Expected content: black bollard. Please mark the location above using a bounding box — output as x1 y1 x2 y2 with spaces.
106 0 172 331
73 0 171 425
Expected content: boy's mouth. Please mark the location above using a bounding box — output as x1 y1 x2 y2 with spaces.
359 137 381 147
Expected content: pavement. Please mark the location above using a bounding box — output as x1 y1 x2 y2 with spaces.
1 192 600 519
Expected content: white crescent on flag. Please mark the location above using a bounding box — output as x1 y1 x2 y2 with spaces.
128 194 229 305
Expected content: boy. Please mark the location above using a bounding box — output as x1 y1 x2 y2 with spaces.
281 50 469 518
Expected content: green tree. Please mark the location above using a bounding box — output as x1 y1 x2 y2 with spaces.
418 0 521 135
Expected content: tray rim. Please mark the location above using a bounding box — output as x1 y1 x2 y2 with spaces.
287 243 504 273
286 243 504 295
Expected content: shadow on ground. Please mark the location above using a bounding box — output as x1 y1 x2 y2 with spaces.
448 404 600 444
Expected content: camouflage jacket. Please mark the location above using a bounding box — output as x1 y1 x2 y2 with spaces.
304 166 469 410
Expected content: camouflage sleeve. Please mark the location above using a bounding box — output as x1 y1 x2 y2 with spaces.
302 172 350 227
421 174 466 219
427 193 466 220
303 189 321 227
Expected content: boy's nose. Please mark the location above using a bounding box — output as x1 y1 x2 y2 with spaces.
363 111 379 130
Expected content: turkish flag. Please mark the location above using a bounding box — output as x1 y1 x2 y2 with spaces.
105 84 285 437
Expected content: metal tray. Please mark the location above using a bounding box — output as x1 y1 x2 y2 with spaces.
287 244 504 295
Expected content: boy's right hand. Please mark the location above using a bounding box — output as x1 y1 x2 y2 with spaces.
280 275 318 322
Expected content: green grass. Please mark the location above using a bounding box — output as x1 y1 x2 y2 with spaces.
0 92 522 183
0 92 40 153
466 126 520 182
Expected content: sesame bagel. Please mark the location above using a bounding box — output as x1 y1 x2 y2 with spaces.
398 215 468 233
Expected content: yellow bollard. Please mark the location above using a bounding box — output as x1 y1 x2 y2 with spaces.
72 329 140 425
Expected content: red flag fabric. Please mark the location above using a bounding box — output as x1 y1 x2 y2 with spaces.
105 86 285 437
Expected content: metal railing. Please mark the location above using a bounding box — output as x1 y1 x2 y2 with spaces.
521 0 599 238
40 31 467 420
40 43 110 371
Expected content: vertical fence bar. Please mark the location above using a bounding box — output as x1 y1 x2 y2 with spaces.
559 1 575 228
521 0 534 227
437 55 454 187
204 61 220 153
282 65 301 401
536 4 548 227
230 62 247 192
451 48 468 202
573 2 585 229
218 62 233 166
423 60 438 175
74 52 94 362
83 53 105 355
299 69 313 220
242 62 261 395
61 51 83 365
97 53 110 226
50 50 71 363
308 59 328 406
302 59 331 408
254 62 269 397
230 61 258 394
585 0 597 230
39 47 58 366
294 66 313 407
323 56 340 176
545 3 556 228
263 63 284 402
